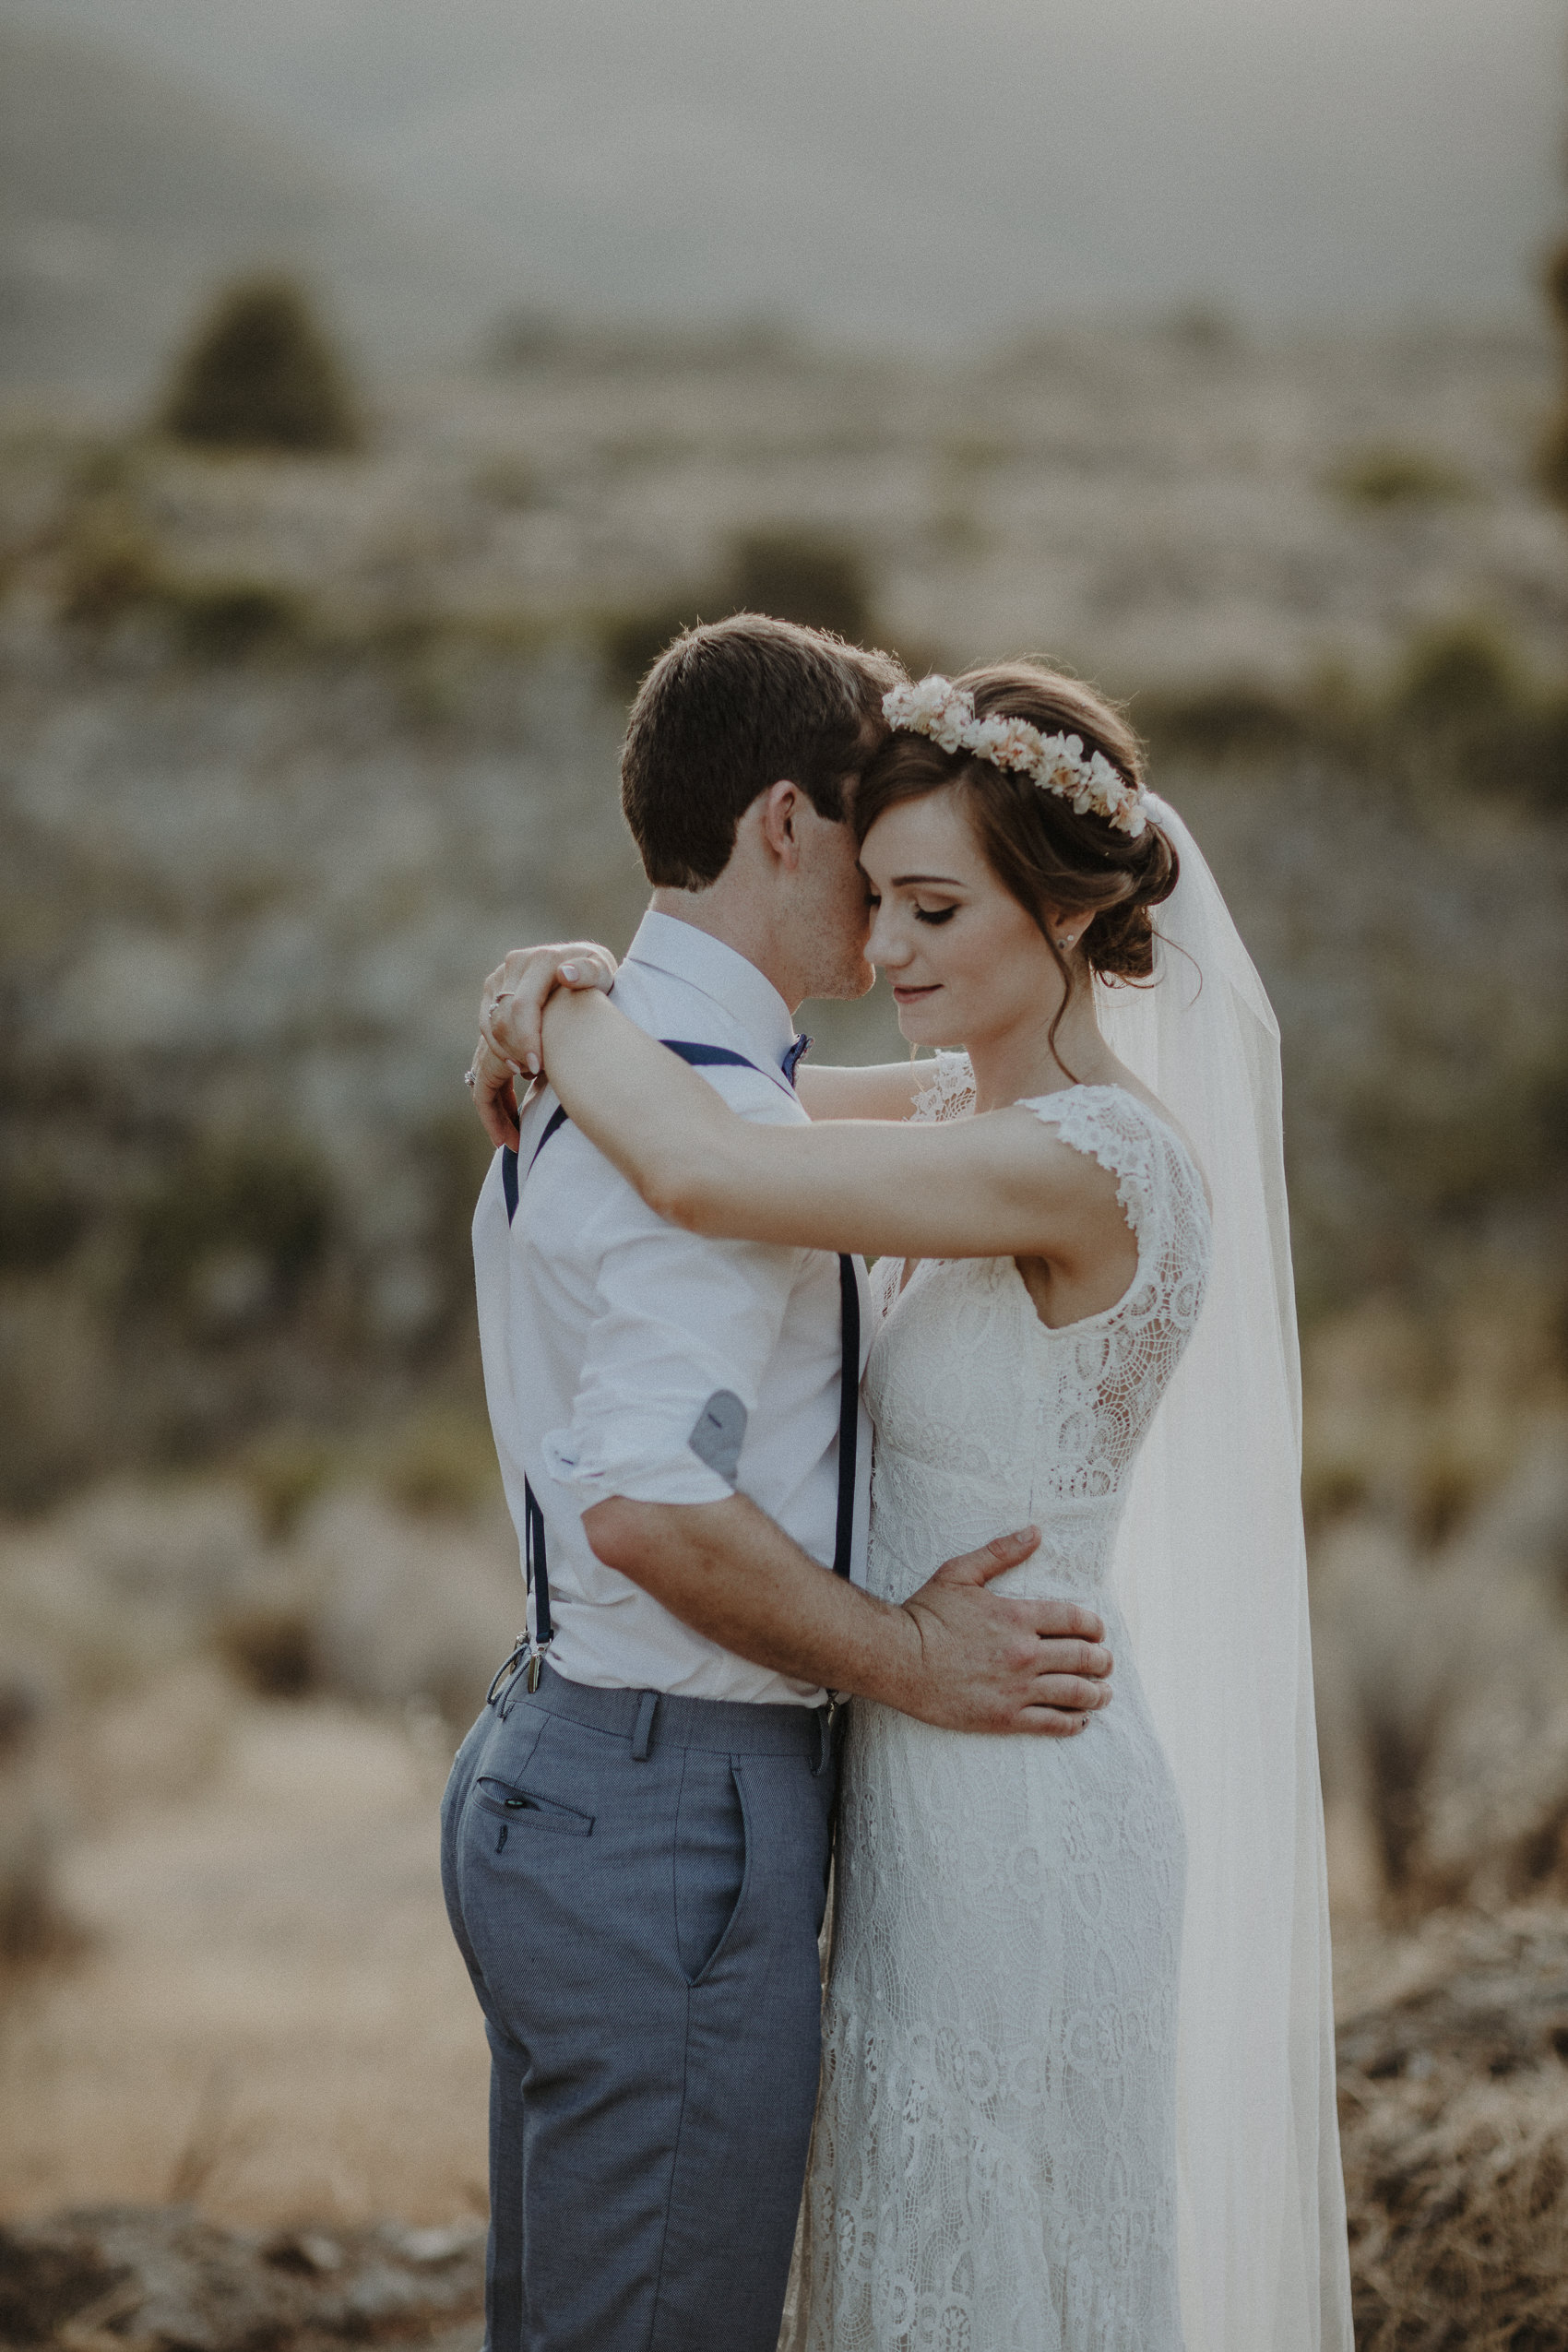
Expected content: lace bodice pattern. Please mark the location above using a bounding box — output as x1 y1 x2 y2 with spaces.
867 1056 1210 1603
785 1059 1212 2352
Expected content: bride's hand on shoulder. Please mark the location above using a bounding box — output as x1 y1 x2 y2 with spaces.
480 940 617 1074
465 940 617 1149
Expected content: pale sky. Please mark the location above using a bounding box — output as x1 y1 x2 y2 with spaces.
3 0 1562 343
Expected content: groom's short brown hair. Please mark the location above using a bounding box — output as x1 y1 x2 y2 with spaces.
621 613 904 889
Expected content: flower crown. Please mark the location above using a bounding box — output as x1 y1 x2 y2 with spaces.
881 676 1149 838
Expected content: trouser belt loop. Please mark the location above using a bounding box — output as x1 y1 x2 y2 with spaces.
630 1690 659 1762
813 1705 833 1777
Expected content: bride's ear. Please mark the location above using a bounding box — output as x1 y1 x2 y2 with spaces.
1041 903 1091 953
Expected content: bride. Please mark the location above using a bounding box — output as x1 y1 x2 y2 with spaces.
479 663 1350 2352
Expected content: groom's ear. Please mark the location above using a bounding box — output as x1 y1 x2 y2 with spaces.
756 778 804 870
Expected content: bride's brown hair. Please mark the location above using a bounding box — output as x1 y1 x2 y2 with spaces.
853 660 1178 1015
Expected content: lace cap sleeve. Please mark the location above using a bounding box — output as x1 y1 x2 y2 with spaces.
909 1051 975 1123
1021 1085 1164 1241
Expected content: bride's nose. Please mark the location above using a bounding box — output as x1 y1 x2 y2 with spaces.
869 904 912 968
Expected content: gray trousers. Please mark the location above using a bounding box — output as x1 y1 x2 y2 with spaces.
440 1661 837 2352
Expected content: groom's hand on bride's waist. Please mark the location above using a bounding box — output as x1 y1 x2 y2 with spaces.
897 1526 1112 1736
585 1499 1111 1740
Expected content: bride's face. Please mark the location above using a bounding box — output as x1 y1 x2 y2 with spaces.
860 787 1065 1051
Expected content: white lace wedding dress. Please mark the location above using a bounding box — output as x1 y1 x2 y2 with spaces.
784 1061 1212 2352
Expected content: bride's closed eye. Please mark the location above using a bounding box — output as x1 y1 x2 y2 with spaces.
914 905 958 926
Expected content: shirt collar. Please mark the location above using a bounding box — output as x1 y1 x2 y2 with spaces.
624 909 798 1073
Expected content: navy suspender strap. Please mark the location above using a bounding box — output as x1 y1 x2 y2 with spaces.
497 1037 861 1692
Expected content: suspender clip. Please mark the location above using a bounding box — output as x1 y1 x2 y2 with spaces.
486 1636 529 1707
524 1640 552 1693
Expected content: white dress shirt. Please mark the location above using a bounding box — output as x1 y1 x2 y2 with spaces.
472 909 873 1706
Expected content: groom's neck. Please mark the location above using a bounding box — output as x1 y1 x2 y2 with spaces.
647 883 799 1012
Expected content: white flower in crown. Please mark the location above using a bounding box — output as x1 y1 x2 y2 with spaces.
882 677 1149 837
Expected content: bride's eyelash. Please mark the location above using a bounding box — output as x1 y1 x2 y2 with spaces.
915 906 957 926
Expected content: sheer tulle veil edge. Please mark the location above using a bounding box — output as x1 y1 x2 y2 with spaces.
1098 794 1353 2352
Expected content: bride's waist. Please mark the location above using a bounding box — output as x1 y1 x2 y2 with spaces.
870 1517 1121 1602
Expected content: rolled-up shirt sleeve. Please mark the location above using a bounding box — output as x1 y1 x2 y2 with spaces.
540 1083 806 1510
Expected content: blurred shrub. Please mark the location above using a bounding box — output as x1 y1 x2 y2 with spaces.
600 596 704 697
57 498 163 628
1539 241 1568 507
168 580 305 662
239 1431 340 1545
380 1408 504 1521
124 1133 334 1336
600 529 873 698
0 1165 87 1275
1393 619 1520 729
55 494 308 661
1390 624 1568 817
1137 683 1305 764
0 1680 67 1967
469 453 540 510
728 530 870 644
1313 1438 1568 1918
485 312 796 374
214 1599 315 1698
159 276 362 455
1329 445 1472 508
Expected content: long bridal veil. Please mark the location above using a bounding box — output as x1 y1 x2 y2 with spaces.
1097 795 1353 2352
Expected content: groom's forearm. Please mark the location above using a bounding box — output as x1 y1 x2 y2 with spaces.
582 1494 1111 1734
584 1492 920 1701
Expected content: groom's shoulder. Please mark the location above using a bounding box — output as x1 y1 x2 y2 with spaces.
612 967 805 1130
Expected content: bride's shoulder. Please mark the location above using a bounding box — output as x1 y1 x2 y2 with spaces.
909 1051 976 1124
1019 1081 1213 1219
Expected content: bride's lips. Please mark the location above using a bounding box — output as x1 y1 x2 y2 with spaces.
892 984 940 1004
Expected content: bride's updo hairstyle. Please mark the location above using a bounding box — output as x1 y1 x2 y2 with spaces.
854 661 1179 995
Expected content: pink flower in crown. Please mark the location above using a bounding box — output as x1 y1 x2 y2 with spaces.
989 718 1040 772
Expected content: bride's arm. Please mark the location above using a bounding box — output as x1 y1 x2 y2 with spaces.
540 990 1123 1265
793 1062 931 1123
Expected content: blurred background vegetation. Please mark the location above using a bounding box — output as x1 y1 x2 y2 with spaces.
0 7 1566 2346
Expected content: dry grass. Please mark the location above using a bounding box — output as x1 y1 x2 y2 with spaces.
1337 1909 1568 2349
0 1671 488 2227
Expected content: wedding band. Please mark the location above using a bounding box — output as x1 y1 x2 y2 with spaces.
464 1068 478 1089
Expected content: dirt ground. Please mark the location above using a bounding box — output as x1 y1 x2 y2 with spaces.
0 1679 489 2227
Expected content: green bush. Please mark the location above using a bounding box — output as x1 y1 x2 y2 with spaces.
1137 683 1305 764
727 530 870 644
125 1133 334 1334
1329 446 1472 509
1393 622 1520 727
598 529 874 700
57 499 163 627
169 580 305 662
0 1163 88 1273
159 276 362 455
1540 241 1568 508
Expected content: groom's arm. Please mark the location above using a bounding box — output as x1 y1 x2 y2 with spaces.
584 1493 1111 1737
539 1085 1110 1735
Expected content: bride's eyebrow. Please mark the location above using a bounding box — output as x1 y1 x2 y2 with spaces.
890 873 965 888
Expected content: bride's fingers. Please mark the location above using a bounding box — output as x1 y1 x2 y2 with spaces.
469 1037 522 1148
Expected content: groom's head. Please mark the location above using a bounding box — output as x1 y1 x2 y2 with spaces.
622 613 905 1001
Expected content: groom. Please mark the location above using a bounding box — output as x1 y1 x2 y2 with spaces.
442 613 1112 2352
